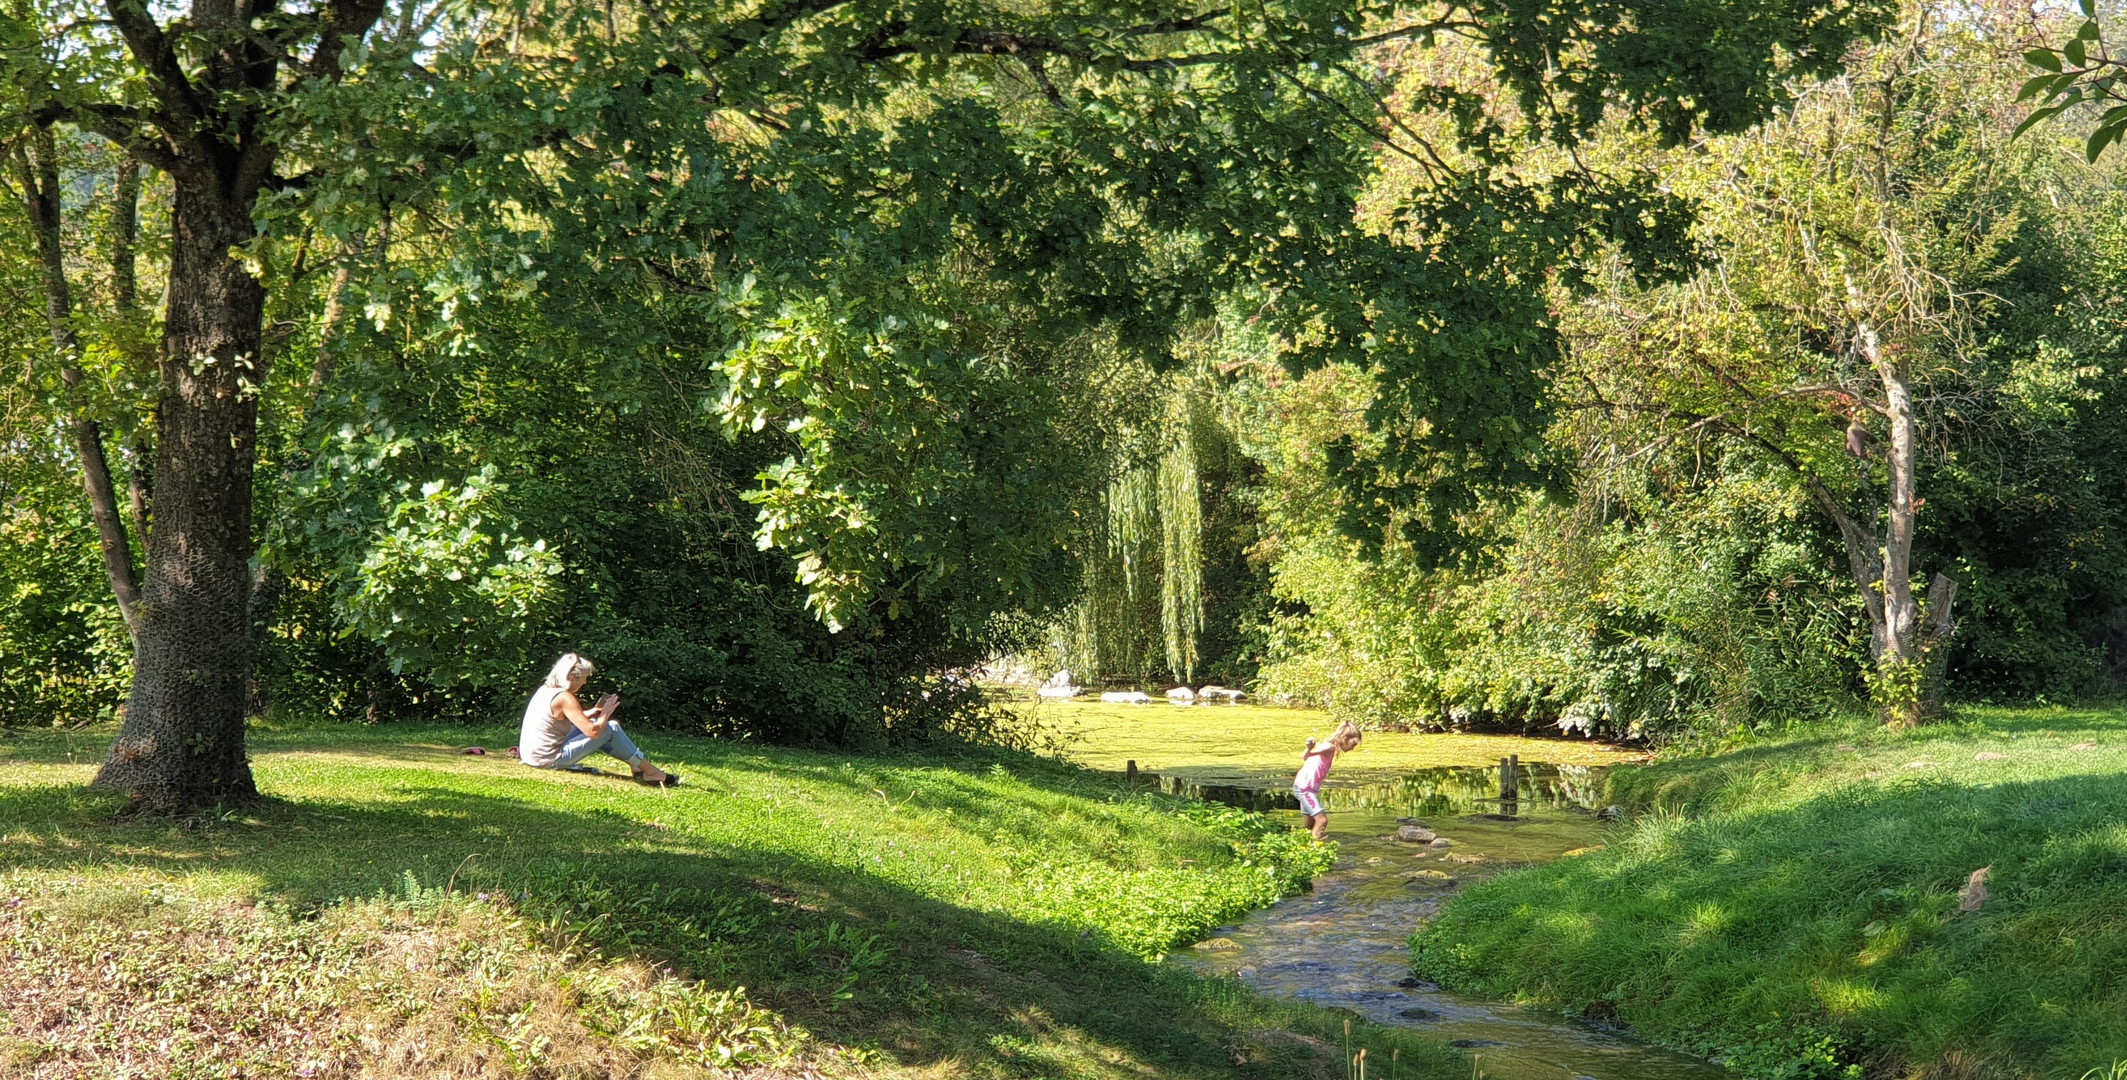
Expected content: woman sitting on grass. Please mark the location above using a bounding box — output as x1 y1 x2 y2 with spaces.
519 653 680 786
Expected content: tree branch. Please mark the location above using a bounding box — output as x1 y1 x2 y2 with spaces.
103 0 210 157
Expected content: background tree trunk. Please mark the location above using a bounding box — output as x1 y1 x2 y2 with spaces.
91 184 264 808
10 126 144 640
1869 326 1932 728
1918 572 1958 719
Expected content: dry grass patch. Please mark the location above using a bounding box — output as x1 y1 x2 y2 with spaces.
0 871 792 1079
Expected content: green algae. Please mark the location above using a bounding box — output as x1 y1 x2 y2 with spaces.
1009 693 1642 788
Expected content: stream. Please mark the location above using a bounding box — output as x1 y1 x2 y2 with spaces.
1166 763 1727 1080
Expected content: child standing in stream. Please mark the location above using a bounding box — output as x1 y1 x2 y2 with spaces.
1293 720 1361 840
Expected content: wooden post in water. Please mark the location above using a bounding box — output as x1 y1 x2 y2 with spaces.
1127 759 1138 787
1499 755 1519 817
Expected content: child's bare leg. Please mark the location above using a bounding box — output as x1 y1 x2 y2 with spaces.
1306 813 1328 840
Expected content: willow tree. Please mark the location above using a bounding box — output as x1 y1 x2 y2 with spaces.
1060 390 1208 685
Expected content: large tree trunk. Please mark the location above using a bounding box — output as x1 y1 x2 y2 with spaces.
92 185 265 809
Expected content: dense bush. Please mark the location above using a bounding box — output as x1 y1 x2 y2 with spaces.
0 426 131 727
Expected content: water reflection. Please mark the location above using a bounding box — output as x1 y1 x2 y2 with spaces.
1149 761 1610 817
1336 762 1609 816
1168 763 1726 1080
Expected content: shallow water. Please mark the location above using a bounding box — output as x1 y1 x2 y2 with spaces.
1169 766 1727 1080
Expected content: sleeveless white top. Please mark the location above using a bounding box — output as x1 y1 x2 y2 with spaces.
519 685 573 767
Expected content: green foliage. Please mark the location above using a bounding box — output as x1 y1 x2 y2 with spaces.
265 273 1014 741
1243 12 2127 736
324 467 565 687
1241 360 1861 738
1412 707 2127 1076
0 417 130 727
719 289 1096 633
269 0 1891 632
2015 2 2127 161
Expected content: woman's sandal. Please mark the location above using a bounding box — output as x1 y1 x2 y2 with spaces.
633 769 681 787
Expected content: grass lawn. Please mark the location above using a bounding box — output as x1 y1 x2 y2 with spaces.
1409 706 2127 1079
0 720 1467 1079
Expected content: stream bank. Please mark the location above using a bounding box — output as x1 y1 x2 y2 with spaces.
1169 764 1729 1080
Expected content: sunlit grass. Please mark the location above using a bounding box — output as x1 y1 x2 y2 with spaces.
0 721 1466 1079
1413 705 2127 1078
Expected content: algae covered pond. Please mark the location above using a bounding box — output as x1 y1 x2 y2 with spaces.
1018 696 1724 1080
1015 695 1644 785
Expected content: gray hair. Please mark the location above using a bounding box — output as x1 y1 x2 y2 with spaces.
544 652 594 688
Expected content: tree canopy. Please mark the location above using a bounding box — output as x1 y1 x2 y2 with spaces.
21 0 2058 801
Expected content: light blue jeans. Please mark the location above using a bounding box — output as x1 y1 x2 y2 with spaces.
549 721 646 770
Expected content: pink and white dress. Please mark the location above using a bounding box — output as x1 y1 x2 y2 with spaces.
1293 750 1332 816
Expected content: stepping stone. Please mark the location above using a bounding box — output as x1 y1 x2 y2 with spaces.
1396 1007 1439 1021
1398 825 1437 843
1449 1039 1506 1048
1396 976 1439 990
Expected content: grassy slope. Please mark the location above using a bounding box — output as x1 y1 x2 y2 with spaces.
0 722 1464 1079
1409 707 2127 1080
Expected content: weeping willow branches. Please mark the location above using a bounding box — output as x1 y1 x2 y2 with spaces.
1057 383 1210 684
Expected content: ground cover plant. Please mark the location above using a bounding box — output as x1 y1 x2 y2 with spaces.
1410 705 2127 1078
0 721 1465 1079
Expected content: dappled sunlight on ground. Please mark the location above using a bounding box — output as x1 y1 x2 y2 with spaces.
0 721 1469 1080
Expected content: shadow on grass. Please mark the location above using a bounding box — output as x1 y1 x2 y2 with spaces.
1415 766 2127 1075
0 760 1446 1079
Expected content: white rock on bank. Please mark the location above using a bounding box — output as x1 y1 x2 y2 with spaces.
1038 670 1083 699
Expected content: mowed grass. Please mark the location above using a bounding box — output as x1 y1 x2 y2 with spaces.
0 721 1466 1079
1410 706 2127 1079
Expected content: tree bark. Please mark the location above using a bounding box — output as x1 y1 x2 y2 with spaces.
1865 323 1937 727
309 236 364 391
1869 324 1921 668
1918 571 1957 719
10 127 145 641
115 159 151 560
112 158 140 310
79 0 387 810
92 182 267 808
1803 475 1889 659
